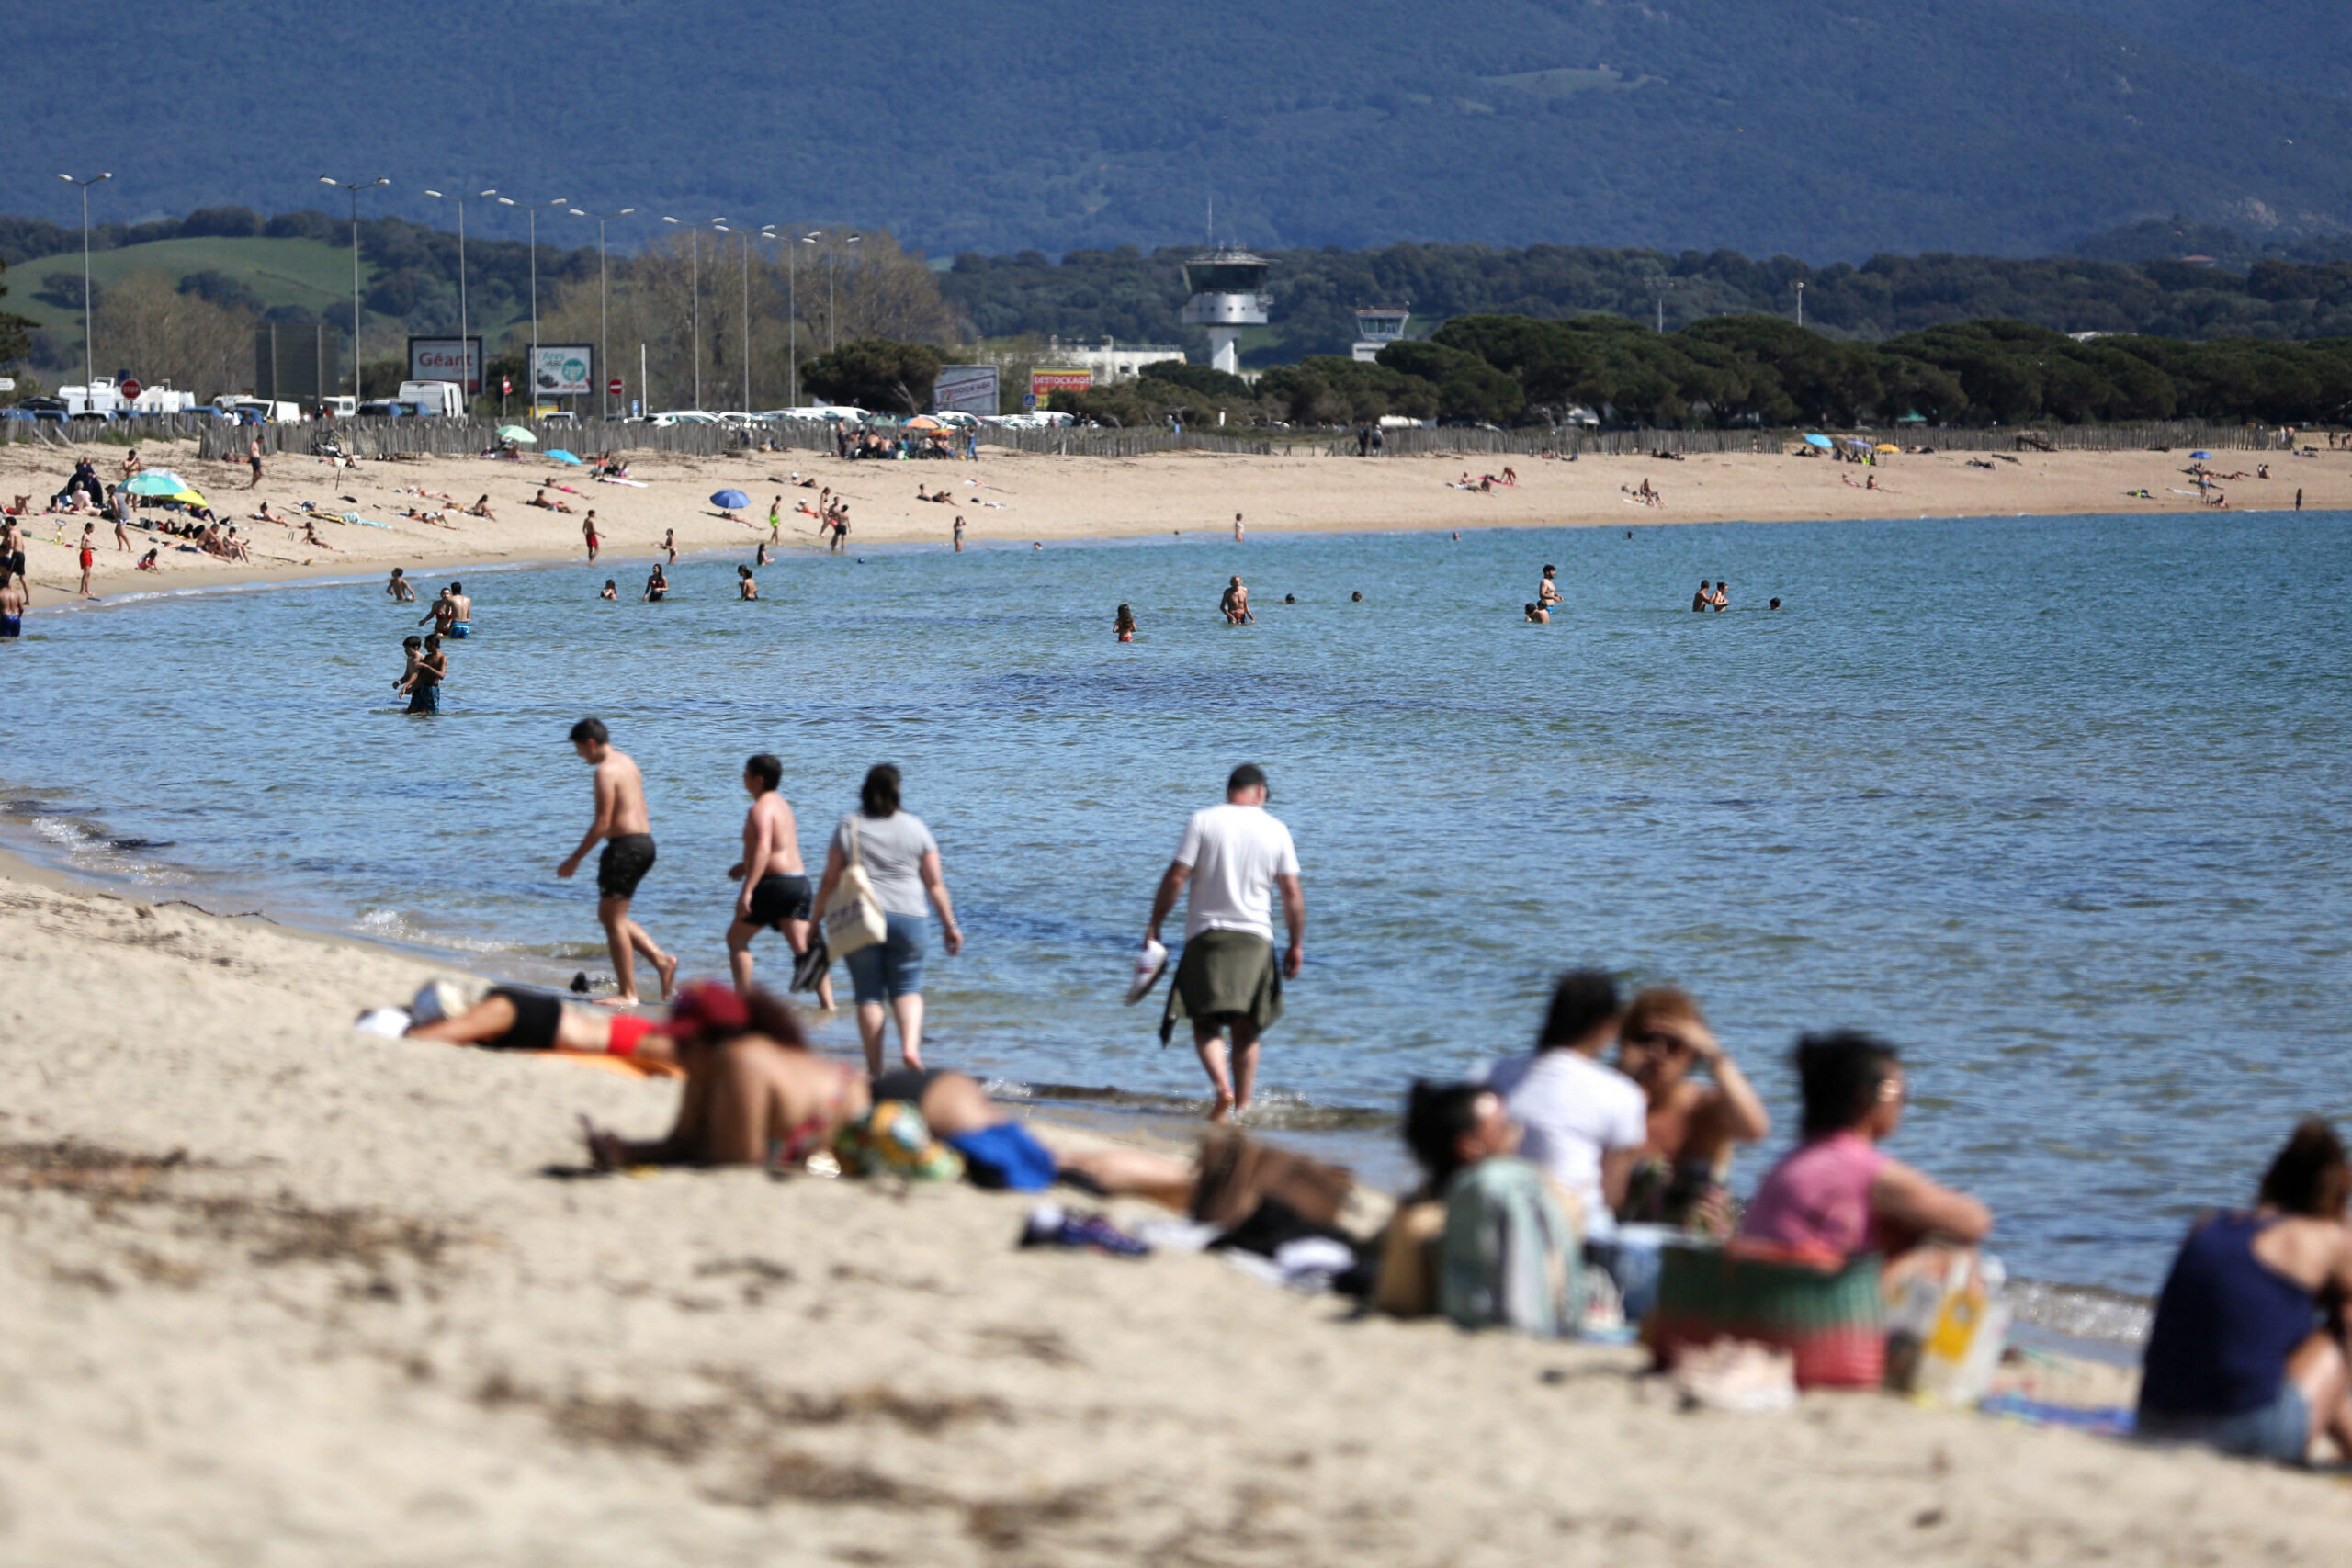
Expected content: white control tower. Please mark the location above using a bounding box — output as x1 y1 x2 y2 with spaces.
1180 248 1271 376
1351 304 1410 363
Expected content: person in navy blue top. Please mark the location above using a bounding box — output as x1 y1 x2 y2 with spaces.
2138 1119 2352 1464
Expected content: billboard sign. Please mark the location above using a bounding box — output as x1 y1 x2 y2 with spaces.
531 344 594 398
933 364 999 415
1028 367 1091 409
407 336 483 393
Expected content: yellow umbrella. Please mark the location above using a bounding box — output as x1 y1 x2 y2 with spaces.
1873 444 1899 453
170 489 209 507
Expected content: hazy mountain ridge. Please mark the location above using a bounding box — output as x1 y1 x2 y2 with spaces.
9 0 2349 262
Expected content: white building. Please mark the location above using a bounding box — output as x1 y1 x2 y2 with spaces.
1042 337 1189 382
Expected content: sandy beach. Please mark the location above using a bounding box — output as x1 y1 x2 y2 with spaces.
6 854 2352 1565
5 438 2337 603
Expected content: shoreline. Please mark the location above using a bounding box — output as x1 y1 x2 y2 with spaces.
7 442 2340 607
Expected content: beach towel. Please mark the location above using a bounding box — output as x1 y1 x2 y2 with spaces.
946 1122 1058 1191
595 476 650 488
1976 1393 2135 1437
1440 1156 1584 1337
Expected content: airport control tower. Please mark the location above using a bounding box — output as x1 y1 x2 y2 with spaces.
1180 248 1271 376
1351 304 1410 363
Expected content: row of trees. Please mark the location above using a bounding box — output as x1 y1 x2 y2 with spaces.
910 316 2352 431
944 237 2352 366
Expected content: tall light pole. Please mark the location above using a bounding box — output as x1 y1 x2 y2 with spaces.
1795 279 1805 330
828 231 862 353
793 230 819 405
321 175 390 400
58 172 110 391
424 187 494 407
715 222 756 412
661 215 724 410
570 206 634 419
500 196 569 412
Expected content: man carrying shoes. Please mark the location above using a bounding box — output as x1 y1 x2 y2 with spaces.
1146 763 1305 1122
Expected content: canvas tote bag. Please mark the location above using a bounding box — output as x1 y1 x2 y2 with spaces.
820 817 889 958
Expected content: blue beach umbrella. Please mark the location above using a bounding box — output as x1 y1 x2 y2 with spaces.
124 470 189 495
1803 434 1833 448
711 489 751 509
545 449 583 466
2189 450 2211 460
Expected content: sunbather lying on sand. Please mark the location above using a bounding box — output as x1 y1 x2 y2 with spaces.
578 982 1191 1199
402 981 678 1069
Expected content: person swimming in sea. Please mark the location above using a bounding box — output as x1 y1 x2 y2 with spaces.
1114 604 1136 643
1525 603 1549 624
738 564 759 601
644 565 669 603
599 580 617 601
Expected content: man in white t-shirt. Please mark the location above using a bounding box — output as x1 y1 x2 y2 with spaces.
1476 969 1645 1240
1145 763 1305 1122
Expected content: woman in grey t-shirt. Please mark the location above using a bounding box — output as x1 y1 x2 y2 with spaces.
814 763 963 1073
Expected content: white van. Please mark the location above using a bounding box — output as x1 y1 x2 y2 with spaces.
398 380 468 418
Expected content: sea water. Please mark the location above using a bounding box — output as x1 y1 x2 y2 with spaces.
8 511 2348 1328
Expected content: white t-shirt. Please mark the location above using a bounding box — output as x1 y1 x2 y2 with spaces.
1172 802 1299 942
1475 1049 1648 1231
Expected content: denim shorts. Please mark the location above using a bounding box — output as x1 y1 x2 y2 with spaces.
844 911 927 1004
2139 1384 2311 1464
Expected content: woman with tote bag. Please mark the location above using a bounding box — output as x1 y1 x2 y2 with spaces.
814 763 964 1074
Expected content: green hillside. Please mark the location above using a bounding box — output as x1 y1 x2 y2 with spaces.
13 233 535 374
7 0 2352 262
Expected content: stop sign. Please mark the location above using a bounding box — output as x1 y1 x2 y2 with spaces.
607 378 623 398
119 378 142 400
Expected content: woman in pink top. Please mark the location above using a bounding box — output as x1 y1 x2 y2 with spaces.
1740 1032 1991 1263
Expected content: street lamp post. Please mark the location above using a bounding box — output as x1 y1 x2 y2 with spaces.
57 172 110 392
570 207 635 420
1795 279 1805 330
321 175 391 401
793 231 819 406
499 196 570 412
424 187 495 409
828 231 862 353
661 216 724 411
714 222 756 412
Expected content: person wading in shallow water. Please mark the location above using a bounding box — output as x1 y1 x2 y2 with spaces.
556 717 678 1008
1145 763 1306 1122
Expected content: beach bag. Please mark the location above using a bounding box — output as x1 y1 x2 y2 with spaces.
1645 1239 1886 1390
820 818 888 959
946 1122 1059 1191
834 1101 963 1182
1439 1156 1584 1338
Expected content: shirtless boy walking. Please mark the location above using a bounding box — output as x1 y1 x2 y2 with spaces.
723 752 832 1007
557 717 678 1006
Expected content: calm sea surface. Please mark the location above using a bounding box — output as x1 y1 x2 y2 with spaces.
10 511 2348 1320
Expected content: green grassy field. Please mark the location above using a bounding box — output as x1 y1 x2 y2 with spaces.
11 237 361 333
7 235 527 368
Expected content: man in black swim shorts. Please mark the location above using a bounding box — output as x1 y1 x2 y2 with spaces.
726 752 831 1007
557 717 678 1007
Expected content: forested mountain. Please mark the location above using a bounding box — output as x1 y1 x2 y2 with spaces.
10 0 2352 262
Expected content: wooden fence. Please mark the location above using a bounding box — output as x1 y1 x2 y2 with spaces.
1 410 2286 462
1329 421 2283 457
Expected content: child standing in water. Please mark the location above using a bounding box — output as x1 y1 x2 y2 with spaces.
1114 604 1137 642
